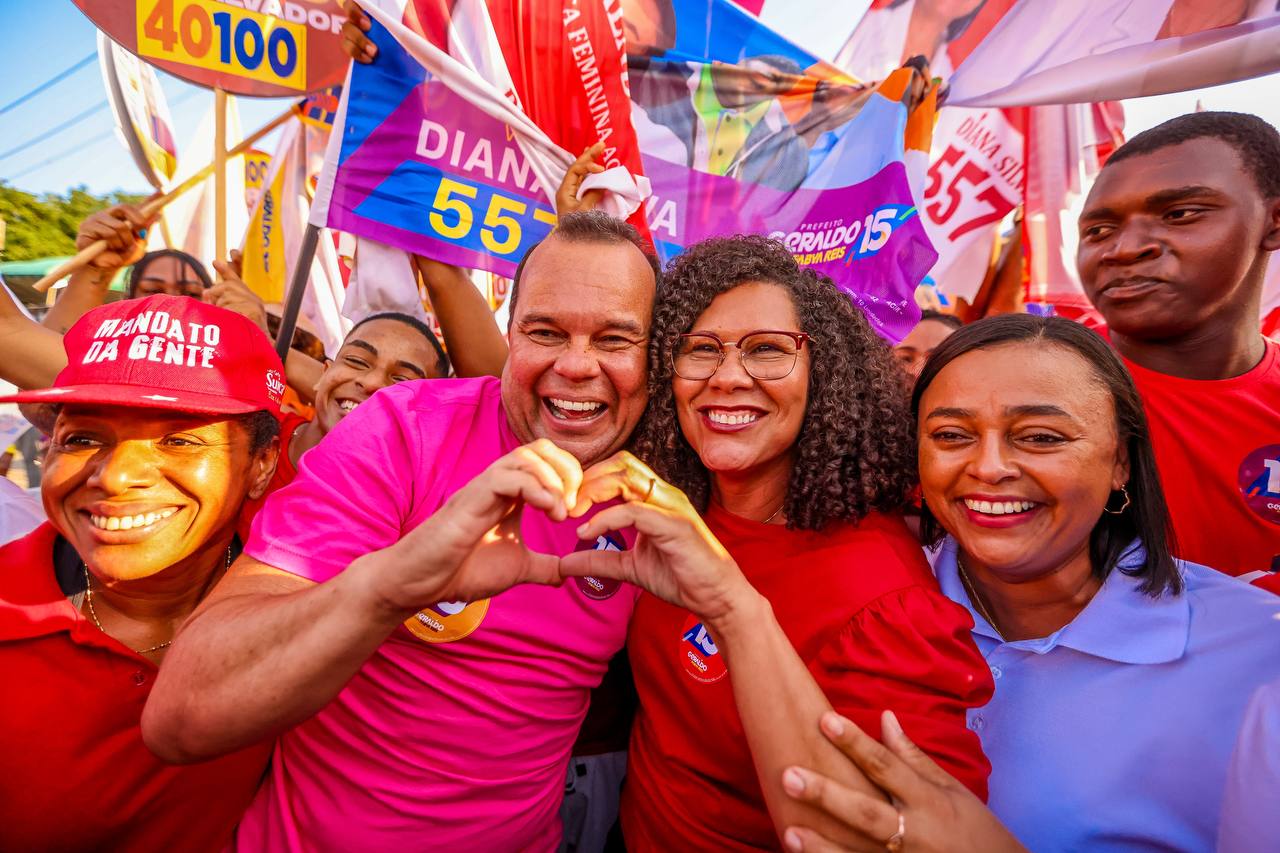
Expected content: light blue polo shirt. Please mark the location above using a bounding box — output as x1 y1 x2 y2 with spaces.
934 538 1280 852
1218 679 1280 852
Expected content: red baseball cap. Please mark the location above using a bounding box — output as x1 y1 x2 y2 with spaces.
1 294 286 416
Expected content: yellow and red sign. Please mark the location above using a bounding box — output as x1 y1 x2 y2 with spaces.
74 0 347 97
241 148 287 302
243 148 271 211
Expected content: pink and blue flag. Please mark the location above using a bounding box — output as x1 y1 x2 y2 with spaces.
313 0 938 340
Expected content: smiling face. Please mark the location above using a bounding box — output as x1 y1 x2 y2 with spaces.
134 255 206 299
312 318 442 435
918 341 1128 582
672 281 809 483
42 406 276 582
501 235 656 466
1077 137 1278 343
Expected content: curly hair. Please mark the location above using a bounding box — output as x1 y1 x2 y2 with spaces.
631 235 916 531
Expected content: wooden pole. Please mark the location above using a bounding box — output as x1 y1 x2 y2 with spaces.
214 88 228 268
32 107 296 292
158 214 175 249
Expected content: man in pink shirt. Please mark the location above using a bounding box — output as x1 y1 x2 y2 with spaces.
142 212 661 850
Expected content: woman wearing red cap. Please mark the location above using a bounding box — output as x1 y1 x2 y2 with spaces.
0 294 285 851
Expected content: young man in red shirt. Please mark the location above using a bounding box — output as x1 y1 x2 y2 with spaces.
1077 112 1280 585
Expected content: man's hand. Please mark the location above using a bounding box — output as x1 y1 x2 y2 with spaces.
206 251 269 333
560 451 755 625
556 143 607 218
367 439 584 614
341 1 377 63
76 202 154 270
781 711 1028 853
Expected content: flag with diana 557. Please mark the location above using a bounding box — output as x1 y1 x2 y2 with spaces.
312 0 939 342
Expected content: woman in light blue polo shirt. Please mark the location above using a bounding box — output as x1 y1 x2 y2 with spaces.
915 314 1280 851
777 314 1280 852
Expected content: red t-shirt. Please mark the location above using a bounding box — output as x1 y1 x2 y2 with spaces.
1123 340 1280 578
237 411 309 541
0 523 272 851
622 505 994 851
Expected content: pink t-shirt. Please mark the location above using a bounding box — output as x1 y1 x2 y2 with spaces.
235 377 638 851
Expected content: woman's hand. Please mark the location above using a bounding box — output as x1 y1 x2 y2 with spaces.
76 202 154 271
341 1 377 63
781 710 1027 853
206 251 269 334
561 450 757 624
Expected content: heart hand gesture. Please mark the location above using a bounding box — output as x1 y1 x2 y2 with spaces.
561 451 756 624
374 439 583 613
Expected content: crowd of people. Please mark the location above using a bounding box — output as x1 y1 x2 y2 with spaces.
1 35 1279 851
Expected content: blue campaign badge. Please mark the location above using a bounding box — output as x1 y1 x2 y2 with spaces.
573 531 625 600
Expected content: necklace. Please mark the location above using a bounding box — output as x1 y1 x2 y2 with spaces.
957 556 1003 639
761 502 785 524
82 545 233 656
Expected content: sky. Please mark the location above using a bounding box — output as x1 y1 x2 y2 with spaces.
2 1 1280 196
1 1 293 196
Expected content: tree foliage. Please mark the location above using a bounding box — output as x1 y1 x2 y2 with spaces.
0 182 146 261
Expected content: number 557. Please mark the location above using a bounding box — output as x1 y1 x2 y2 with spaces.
429 178 556 256
924 147 1016 242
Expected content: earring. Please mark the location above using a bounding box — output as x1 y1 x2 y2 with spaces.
1104 485 1131 515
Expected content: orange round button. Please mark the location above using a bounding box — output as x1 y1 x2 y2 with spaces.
404 598 490 644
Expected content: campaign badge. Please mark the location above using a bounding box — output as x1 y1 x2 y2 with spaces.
573 531 625 600
403 598 489 644
1238 444 1280 525
679 614 727 683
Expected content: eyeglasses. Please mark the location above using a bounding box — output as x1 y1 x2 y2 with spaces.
673 330 810 381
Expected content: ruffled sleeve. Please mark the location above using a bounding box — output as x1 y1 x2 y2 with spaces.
809 584 994 800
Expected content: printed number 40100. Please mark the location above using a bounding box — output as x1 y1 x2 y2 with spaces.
137 0 307 91
430 178 557 256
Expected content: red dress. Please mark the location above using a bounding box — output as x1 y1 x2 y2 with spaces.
622 504 994 851
0 524 272 851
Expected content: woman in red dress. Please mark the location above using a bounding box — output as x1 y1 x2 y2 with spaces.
563 235 993 851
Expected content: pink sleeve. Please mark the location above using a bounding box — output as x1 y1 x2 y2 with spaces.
245 386 420 583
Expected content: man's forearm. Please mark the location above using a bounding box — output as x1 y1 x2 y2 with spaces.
710 593 883 845
415 257 508 377
142 553 413 763
284 348 324 405
0 315 66 389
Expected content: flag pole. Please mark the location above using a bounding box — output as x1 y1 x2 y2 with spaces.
276 224 321 363
214 87 228 266
32 107 296 292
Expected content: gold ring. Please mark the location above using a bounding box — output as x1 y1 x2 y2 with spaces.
643 477 655 503
885 811 906 852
